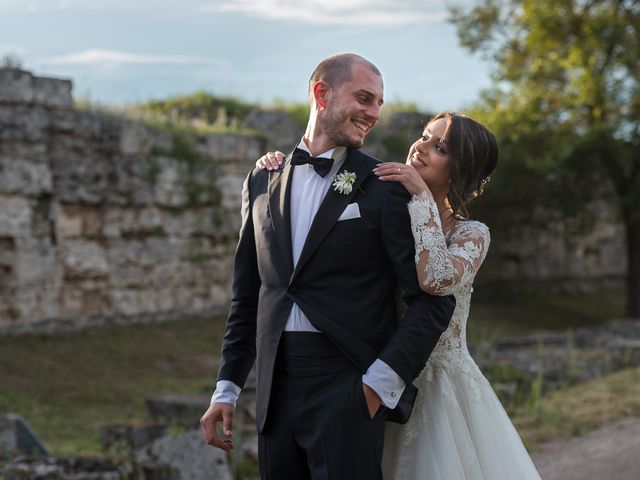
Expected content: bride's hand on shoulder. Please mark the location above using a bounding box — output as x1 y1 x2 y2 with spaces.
373 162 430 197
256 151 285 171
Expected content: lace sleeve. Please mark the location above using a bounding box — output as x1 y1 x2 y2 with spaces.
408 192 490 296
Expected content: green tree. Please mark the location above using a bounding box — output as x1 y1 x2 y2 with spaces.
451 0 640 317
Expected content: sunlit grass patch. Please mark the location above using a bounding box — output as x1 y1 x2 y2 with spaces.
513 366 640 450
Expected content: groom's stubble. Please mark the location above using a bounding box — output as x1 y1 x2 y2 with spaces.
312 60 383 150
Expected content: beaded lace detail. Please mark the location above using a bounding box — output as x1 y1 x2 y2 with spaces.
387 193 541 480
407 192 490 425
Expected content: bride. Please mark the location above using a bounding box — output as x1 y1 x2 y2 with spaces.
257 112 541 479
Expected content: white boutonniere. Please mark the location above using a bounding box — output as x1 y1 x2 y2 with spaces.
332 171 356 195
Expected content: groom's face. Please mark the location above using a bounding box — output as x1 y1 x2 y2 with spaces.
319 62 384 148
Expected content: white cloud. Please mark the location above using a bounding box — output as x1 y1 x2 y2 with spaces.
36 49 228 68
0 0 454 22
199 0 447 26
0 0 167 12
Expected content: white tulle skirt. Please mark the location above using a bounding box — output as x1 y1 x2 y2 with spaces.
382 356 542 480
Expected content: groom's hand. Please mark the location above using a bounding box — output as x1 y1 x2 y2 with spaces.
200 402 234 452
363 383 383 419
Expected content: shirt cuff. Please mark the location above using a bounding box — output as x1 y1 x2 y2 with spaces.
362 359 406 409
211 380 242 407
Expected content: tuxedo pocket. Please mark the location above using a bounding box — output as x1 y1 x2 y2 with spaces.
354 376 371 419
338 202 361 221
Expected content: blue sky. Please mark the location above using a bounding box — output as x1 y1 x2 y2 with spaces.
0 0 491 111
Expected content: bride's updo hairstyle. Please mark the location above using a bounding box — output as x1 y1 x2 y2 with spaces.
433 112 498 218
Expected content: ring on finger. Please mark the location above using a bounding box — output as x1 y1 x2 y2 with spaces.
397 167 401 174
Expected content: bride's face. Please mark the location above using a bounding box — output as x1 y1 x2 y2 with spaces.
406 118 451 192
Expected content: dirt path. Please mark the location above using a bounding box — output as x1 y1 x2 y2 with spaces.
531 417 640 480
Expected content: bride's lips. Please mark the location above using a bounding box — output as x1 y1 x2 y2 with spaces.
410 154 427 168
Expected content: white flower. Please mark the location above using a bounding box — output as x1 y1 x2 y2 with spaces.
332 171 356 195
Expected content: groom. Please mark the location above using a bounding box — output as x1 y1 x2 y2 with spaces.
201 53 455 479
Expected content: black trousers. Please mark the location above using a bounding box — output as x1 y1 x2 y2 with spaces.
259 332 387 480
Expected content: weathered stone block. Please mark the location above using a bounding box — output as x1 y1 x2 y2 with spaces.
0 413 50 460
218 174 244 210
49 109 114 139
10 282 62 323
0 69 72 108
50 146 114 205
110 288 156 315
63 241 109 278
0 105 51 142
203 132 264 164
0 145 53 196
135 429 232 480
145 395 210 427
0 195 32 238
0 141 48 161
14 241 60 285
119 121 154 156
101 423 169 453
151 156 189 207
102 207 164 239
102 156 155 207
243 108 300 152
0 237 17 290
478 200 627 289
158 209 209 237
55 205 84 238
3 456 131 480
33 76 73 109
60 279 111 317
0 69 35 104
107 264 149 289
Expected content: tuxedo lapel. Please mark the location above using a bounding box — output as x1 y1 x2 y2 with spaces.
290 149 371 284
268 155 294 276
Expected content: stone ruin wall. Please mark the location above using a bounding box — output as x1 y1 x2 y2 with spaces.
0 69 263 332
477 200 626 292
0 70 627 331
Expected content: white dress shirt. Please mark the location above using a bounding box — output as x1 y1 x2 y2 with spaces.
212 140 405 408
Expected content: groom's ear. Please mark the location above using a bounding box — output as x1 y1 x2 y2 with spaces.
312 81 330 109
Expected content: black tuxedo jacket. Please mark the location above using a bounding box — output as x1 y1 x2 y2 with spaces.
217 148 455 432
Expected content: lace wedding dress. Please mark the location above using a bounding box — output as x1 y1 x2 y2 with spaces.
382 193 541 480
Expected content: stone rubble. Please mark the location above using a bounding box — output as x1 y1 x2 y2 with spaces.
474 319 640 403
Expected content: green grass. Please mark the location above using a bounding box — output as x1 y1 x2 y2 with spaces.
0 288 627 456
0 316 226 455
467 287 625 344
513 366 640 451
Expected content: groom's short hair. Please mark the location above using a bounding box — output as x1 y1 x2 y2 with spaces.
308 53 381 94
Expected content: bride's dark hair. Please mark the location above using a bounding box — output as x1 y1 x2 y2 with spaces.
432 112 498 218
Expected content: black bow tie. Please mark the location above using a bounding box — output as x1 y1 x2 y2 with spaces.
290 148 334 178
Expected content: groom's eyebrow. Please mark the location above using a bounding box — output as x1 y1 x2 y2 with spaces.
355 88 384 106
